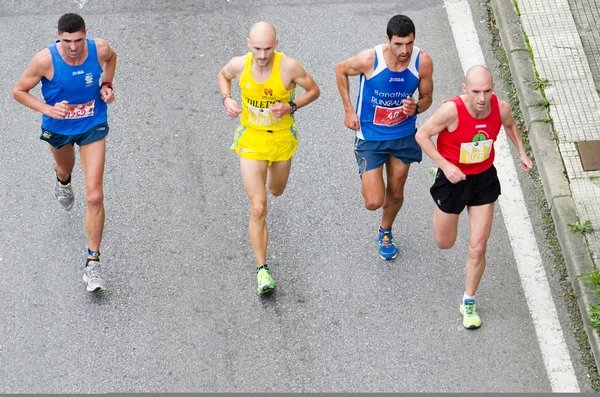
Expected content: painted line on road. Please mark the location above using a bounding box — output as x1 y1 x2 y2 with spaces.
444 0 580 392
73 0 88 8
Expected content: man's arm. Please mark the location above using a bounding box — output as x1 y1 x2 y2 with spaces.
499 100 534 172
217 56 245 118
270 56 320 118
335 49 374 130
12 50 69 119
415 101 466 183
96 38 117 104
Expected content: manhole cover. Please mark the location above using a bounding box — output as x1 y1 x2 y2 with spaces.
576 140 600 171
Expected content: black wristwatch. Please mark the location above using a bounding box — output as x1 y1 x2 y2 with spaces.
288 101 297 115
415 103 421 115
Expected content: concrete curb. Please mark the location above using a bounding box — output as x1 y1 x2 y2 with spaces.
490 0 600 375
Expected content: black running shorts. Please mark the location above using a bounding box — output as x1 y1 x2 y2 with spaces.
430 165 501 215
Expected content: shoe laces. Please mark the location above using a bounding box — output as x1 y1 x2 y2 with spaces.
380 232 393 248
86 262 103 282
463 301 475 315
57 185 73 198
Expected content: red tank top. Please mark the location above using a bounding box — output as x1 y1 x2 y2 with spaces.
437 94 502 175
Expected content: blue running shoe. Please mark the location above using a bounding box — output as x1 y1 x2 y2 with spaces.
377 227 398 260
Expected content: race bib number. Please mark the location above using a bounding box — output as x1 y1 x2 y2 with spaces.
459 139 493 164
373 105 407 127
248 104 281 127
65 100 95 119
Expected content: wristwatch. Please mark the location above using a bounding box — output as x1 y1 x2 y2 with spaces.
415 103 421 115
289 101 297 115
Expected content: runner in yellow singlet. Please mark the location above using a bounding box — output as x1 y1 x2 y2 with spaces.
217 22 320 295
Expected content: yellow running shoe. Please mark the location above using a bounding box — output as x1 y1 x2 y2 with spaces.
460 299 481 329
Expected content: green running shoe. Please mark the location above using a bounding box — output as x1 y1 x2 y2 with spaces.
428 167 438 184
460 298 481 329
256 266 275 295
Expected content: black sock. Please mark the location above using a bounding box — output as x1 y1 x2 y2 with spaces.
86 258 99 266
256 264 269 272
57 174 71 185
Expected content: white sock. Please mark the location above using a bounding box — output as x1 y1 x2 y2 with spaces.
462 292 475 303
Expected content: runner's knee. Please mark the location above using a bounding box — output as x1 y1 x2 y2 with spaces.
468 242 487 262
435 236 455 250
365 196 384 211
269 185 286 197
85 189 104 208
249 199 267 220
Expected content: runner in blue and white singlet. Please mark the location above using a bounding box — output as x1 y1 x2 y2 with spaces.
13 13 117 293
355 44 421 141
336 14 434 261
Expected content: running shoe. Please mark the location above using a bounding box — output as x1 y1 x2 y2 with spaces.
377 227 398 260
460 298 481 329
83 260 106 292
256 266 275 295
55 180 74 211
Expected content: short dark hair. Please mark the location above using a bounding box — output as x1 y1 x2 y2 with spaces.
57 13 86 34
386 14 415 40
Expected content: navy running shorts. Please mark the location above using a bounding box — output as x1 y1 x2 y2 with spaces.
354 133 422 176
40 122 109 150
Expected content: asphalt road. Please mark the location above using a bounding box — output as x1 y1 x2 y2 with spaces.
0 0 592 392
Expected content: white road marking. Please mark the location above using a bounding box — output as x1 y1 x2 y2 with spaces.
73 0 88 8
444 0 580 392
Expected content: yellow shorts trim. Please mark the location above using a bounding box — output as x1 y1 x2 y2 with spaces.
230 125 298 165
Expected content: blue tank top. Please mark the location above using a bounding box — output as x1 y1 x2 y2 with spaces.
355 44 420 141
41 38 107 135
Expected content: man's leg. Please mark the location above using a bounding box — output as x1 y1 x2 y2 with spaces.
240 157 276 294
50 143 76 210
460 203 495 329
79 139 107 292
465 203 494 296
80 139 106 256
360 165 385 211
432 205 460 249
267 159 292 197
240 157 269 265
381 155 410 229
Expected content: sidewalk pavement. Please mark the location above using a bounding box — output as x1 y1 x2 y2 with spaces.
491 0 600 373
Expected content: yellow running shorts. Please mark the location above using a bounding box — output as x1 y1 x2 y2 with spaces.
230 125 299 165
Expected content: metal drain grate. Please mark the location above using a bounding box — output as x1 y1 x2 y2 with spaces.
576 140 600 171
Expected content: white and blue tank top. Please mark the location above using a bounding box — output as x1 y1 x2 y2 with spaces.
356 44 420 141
41 38 107 135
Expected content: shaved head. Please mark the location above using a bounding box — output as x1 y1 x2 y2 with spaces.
249 21 277 43
247 21 279 68
465 65 493 87
462 65 495 114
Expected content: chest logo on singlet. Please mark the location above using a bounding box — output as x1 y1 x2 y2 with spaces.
85 73 94 87
264 88 273 96
65 100 95 119
459 131 493 164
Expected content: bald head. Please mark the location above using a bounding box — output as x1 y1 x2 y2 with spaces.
247 22 279 67
465 65 493 87
249 21 277 42
462 65 495 113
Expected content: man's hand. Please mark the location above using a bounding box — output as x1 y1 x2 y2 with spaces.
402 96 417 116
223 97 241 118
344 111 360 131
520 152 534 172
46 100 70 120
269 102 289 119
441 162 466 184
100 85 115 104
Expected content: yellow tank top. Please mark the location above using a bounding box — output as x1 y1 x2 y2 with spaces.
239 51 296 132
